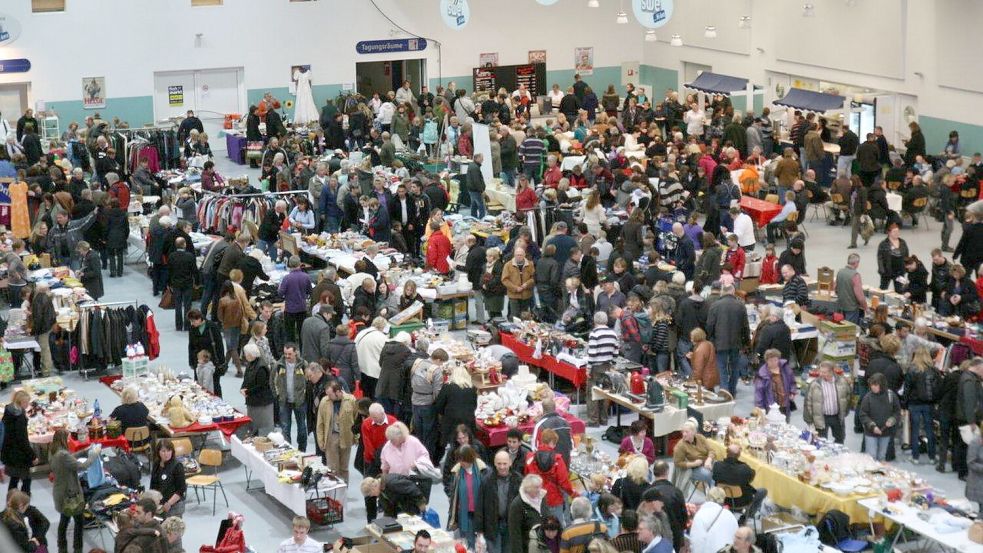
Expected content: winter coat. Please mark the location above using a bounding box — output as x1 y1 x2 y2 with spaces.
1 405 35 472
376 341 413 404
300 314 332 363
754 361 797 411
803 375 852 429
167 250 198 290
859 388 902 437
957 370 983 425
188 320 225 370
525 447 575 508
434 383 478 445
876 238 909 277
754 319 792 361
695 245 722 285
316 391 357 451
502 258 535 300
379 473 426 518
51 448 96 513
955 222 983 272
967 438 983 505
79 249 104 299
508 491 544 553
241 357 274 407
866 351 904 393
325 335 359 389
706 295 750 351
104 207 129 250
273 357 308 405
691 340 719 390
30 292 55 337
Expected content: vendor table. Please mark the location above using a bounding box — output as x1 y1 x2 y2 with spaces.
591 387 735 437
704 437 877 522
226 134 247 165
99 375 251 439
858 498 983 553
498 330 588 389
230 435 346 518
68 435 131 453
484 179 516 212
475 411 585 448
740 196 783 227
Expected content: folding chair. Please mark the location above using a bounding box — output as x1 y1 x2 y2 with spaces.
187 449 229 516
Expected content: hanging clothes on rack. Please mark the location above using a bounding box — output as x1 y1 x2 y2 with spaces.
76 303 159 368
195 190 310 233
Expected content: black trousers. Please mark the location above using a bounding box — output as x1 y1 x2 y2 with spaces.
59 512 85 553
819 414 846 444
954 420 970 477
284 311 306 343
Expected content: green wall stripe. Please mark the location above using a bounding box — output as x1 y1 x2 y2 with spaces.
919 115 983 158
46 96 155 129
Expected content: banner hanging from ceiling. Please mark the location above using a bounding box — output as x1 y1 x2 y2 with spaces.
632 0 674 29
440 0 470 30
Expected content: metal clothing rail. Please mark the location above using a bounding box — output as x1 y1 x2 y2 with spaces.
78 300 140 309
201 189 311 198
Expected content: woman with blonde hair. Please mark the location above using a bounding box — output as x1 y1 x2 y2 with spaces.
248 319 275 369
905 346 941 465
2 489 49 553
434 364 478 450
611 455 650 511
109 385 150 431
2 389 36 494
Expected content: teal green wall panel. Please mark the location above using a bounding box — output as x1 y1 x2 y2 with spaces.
641 64 679 100
47 96 154 128
920 115 983 158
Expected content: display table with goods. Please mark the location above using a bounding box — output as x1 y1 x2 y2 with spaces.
483 178 517 212
474 374 585 447
229 434 347 521
740 195 783 227
495 321 589 390
295 231 394 273
102 368 251 438
364 513 455 553
704 407 934 523
858 497 983 553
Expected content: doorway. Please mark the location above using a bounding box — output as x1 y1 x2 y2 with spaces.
355 59 426 98
153 67 245 152
0 83 29 129
848 101 875 139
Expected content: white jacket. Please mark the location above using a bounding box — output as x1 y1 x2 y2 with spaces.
689 502 739 553
354 327 387 379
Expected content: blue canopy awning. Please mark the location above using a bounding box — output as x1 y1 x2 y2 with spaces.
684 72 759 96
773 88 846 113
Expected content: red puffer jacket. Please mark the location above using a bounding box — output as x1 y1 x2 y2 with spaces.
525 447 575 507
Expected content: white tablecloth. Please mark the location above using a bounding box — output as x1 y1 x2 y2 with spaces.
484 180 516 212
886 192 903 213
230 436 346 517
858 498 983 553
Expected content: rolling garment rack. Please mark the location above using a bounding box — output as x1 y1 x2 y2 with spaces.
197 189 312 234
74 299 140 380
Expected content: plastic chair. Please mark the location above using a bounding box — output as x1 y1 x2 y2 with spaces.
124 426 152 456
821 517 868 552
765 194 780 204
186 449 229 515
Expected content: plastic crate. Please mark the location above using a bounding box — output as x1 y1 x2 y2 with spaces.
389 321 425 337
307 496 343 525
122 356 149 379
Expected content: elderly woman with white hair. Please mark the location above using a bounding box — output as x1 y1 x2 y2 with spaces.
508 474 547 553
240 343 275 436
109 386 150 431
689 487 739 553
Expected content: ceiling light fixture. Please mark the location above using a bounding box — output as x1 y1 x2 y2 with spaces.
803 3 815 16
738 16 751 29
587 0 599 7
704 25 717 38
616 10 628 24
645 30 657 42
670 34 683 47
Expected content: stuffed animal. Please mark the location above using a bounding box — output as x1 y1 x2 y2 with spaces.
164 396 195 428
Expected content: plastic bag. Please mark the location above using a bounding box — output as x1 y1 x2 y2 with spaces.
475 534 487 553
422 507 441 529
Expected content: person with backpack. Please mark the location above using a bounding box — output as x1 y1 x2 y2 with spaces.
859 373 902 462
905 347 942 465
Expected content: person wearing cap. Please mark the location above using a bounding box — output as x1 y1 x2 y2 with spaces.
777 237 807 281
76 240 103 300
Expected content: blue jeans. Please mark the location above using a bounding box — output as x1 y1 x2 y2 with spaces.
909 404 936 460
257 239 278 260
279 399 308 452
485 520 509 553
199 275 217 317
837 154 855 178
716 349 741 396
865 434 891 461
544 502 567 526
675 339 693 378
469 191 486 219
411 404 438 461
843 309 863 324
324 215 340 233
173 286 193 331
650 351 670 373
500 169 516 187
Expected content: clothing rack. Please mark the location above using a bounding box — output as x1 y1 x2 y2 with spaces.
74 299 144 379
202 189 311 198
78 300 139 309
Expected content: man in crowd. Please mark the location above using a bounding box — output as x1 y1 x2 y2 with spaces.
650 461 686 552
316 380 356 482
560 497 607 553
279 256 313 342
707 284 750 396
475 450 521 553
274 343 309 452
712 445 757 509
300 305 333 363
531 396 572 464
274 516 322 553
502 247 535 317
586 312 618 426
803 361 853 444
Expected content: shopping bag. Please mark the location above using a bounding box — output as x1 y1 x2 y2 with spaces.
158 287 174 310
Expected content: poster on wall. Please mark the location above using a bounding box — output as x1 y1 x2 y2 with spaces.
528 50 547 64
439 0 470 30
168 85 184 106
82 77 105 109
479 53 499 68
632 0 674 29
574 47 594 76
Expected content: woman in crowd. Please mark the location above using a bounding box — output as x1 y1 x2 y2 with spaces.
901 255 929 304
688 327 718 390
103 197 129 278
2 389 36 494
2 490 49 553
619 420 656 465
508 474 547 553
447 445 486 549
241 343 275 436
611 455 650 512
754 348 797 421
150 439 188 516
859 372 902 462
248 320 276 370
689 487 739 553
481 247 507 319
905 347 940 465
877 223 909 291
217 281 245 377
441 424 489 484
525 428 574 524
50 428 98 553
109 385 150 431
434 366 478 453
940 263 980 318
288 196 317 234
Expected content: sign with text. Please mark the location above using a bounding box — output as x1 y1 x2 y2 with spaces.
355 38 427 55
439 0 470 30
168 85 184 106
632 0 674 29
0 58 31 74
0 14 22 47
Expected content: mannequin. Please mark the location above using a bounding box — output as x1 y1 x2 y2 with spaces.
292 67 319 125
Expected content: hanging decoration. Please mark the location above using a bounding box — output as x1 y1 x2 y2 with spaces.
439 0 471 30
632 0 674 29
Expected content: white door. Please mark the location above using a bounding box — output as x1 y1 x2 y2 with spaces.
153 68 244 153
194 68 243 152
874 94 898 148
0 83 29 135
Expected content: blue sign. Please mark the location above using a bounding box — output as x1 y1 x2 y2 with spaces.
440 0 470 30
356 38 428 55
632 0 674 29
0 59 31 74
0 14 22 47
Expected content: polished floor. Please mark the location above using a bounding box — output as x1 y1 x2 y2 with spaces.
0 152 971 552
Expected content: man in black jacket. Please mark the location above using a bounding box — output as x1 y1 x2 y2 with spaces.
168 237 199 331
837 125 860 178
648 461 687 552
938 363 964 475
16 108 37 142
467 153 487 219
257 200 287 260
464 235 488 322
475 450 521 553
188 309 226 397
31 283 56 376
424 179 449 213
712 445 757 508
177 110 204 142
755 305 793 361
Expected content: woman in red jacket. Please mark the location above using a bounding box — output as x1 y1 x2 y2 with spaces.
759 243 779 285
515 175 538 214
524 428 576 523
425 220 453 274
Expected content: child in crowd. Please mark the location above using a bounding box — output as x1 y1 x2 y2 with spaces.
759 243 779 285
196 350 215 394
584 473 608 510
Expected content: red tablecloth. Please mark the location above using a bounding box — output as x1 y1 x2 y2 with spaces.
499 331 588 388
99 374 251 438
476 411 586 447
740 196 783 227
961 335 983 356
68 435 131 453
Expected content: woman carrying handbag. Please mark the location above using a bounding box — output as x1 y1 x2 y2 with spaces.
49 429 99 553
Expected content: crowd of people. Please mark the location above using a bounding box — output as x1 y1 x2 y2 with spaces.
1 68 983 553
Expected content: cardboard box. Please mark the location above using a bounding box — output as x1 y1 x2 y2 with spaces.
820 319 858 339
353 543 395 553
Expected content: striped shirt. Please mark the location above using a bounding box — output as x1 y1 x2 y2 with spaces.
519 137 546 169
588 325 620 365
820 378 839 416
276 536 323 553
